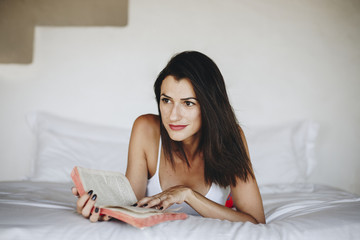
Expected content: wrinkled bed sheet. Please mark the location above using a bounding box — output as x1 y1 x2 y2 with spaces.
0 181 359 240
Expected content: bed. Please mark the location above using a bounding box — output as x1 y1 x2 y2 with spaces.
1 112 359 240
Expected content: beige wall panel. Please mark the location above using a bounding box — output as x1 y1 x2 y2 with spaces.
0 0 128 64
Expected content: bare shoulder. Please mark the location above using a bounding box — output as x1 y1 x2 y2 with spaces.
132 114 160 138
130 114 161 158
134 114 160 127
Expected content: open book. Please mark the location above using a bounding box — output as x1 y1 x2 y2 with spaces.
71 166 187 228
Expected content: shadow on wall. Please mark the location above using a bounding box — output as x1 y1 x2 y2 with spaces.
0 0 128 64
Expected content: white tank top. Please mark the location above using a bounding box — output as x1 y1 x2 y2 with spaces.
146 139 231 215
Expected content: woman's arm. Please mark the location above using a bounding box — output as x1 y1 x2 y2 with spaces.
125 115 155 200
191 178 265 223
137 177 265 224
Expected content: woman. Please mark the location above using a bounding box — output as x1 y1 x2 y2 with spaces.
73 51 265 224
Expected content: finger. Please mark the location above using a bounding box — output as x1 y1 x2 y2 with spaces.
137 196 152 208
146 196 163 208
82 193 97 218
76 190 93 214
159 199 173 210
89 207 100 223
159 195 175 210
71 187 80 197
100 215 112 221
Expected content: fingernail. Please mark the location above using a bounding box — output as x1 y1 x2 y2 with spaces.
132 203 138 207
95 207 99 213
91 194 97 201
160 207 163 210
88 190 93 195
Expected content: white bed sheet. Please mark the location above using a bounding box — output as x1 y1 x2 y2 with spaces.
0 181 359 240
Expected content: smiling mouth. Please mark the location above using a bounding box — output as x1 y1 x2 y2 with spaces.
169 124 187 131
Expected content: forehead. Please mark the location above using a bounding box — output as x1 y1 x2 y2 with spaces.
161 75 196 97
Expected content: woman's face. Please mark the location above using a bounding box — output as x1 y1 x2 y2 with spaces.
160 75 202 143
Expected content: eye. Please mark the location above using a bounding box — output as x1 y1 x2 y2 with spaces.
161 98 170 104
184 101 195 107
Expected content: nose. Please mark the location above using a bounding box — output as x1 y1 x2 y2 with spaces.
169 103 181 122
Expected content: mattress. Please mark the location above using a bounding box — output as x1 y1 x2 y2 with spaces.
1 181 359 240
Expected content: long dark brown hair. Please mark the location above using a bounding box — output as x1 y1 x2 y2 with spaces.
154 51 254 187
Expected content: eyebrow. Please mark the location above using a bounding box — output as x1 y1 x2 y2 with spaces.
161 94 198 101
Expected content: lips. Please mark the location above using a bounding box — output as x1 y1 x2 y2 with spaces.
169 124 187 131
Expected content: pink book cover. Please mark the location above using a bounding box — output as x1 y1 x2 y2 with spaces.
71 167 188 228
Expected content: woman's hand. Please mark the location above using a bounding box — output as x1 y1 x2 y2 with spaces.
136 185 193 210
71 187 111 223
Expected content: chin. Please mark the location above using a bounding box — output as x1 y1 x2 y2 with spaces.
165 129 187 142
168 133 187 142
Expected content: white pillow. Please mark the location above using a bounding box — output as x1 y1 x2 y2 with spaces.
244 120 319 185
27 112 318 185
27 112 131 182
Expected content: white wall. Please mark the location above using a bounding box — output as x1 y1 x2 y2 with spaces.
0 0 359 194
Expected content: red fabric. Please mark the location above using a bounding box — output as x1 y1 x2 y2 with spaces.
225 193 233 208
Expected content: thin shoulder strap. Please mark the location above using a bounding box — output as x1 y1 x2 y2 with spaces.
156 137 162 172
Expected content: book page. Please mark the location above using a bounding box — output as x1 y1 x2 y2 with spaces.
77 167 137 207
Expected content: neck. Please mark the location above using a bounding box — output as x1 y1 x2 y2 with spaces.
181 132 201 161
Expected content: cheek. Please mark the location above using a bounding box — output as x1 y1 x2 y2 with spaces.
192 110 202 127
159 104 167 117
160 105 171 125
